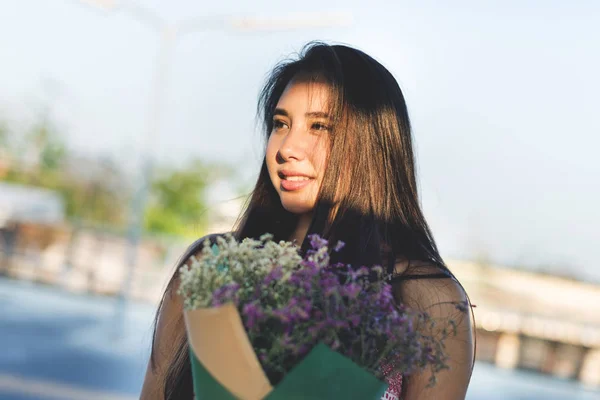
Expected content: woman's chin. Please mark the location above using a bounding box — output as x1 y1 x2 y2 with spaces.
281 201 315 215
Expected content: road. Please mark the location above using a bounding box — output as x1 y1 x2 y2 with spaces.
0 278 154 399
0 278 598 400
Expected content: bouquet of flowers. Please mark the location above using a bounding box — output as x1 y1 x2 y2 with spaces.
178 233 457 400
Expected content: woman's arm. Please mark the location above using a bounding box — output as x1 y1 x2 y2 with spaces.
140 234 222 399
393 268 475 400
140 279 186 399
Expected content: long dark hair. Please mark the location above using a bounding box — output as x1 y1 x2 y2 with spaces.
151 42 470 399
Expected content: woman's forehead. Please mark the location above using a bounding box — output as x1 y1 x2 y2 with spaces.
276 78 332 113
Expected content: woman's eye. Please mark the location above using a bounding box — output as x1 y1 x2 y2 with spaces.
311 122 330 131
273 120 289 131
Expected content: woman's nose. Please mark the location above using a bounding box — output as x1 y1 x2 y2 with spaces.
277 128 307 162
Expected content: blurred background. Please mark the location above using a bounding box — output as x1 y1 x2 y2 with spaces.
0 1 599 399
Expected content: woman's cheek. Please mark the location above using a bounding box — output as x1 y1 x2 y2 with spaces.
265 136 279 174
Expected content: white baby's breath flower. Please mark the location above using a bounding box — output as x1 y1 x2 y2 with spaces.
178 233 303 310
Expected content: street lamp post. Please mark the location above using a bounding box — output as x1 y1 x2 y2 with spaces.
78 1 352 308
121 23 175 305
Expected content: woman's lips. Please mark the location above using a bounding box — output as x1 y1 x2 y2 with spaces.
280 176 314 191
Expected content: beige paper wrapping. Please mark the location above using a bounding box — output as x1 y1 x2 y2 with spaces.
184 303 273 400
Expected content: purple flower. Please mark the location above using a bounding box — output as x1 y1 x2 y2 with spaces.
333 241 345 252
349 315 361 327
342 283 361 299
263 265 284 286
296 298 312 319
308 234 328 250
320 273 340 293
242 302 263 330
351 267 370 280
297 344 311 356
272 309 291 323
280 333 294 349
307 324 323 339
211 283 240 306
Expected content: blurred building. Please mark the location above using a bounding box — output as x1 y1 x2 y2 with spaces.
205 180 247 234
450 259 600 388
207 197 245 234
0 182 64 227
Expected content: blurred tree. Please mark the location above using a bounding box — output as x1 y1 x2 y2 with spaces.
1 113 237 236
2 116 66 183
34 123 67 172
0 121 8 147
0 121 10 178
61 158 129 228
1 114 129 228
144 159 232 237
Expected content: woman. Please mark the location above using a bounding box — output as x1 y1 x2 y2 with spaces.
141 42 475 400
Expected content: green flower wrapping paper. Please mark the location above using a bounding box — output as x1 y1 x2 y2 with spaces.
184 303 389 400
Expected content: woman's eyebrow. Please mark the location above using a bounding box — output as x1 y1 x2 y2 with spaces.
306 111 329 119
273 109 329 119
273 108 289 117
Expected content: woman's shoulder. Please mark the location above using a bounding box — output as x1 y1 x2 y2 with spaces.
155 232 231 343
163 232 230 296
178 232 231 267
390 258 453 281
191 232 228 246
390 260 475 399
390 259 470 315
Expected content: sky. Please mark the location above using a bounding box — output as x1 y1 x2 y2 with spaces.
1 0 599 281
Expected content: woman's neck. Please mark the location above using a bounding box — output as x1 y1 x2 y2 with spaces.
290 213 313 246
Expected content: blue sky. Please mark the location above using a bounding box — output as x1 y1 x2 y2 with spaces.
1 0 599 280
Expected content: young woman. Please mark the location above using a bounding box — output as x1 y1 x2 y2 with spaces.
141 42 475 400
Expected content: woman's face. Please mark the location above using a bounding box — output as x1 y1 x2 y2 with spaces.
266 79 331 215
